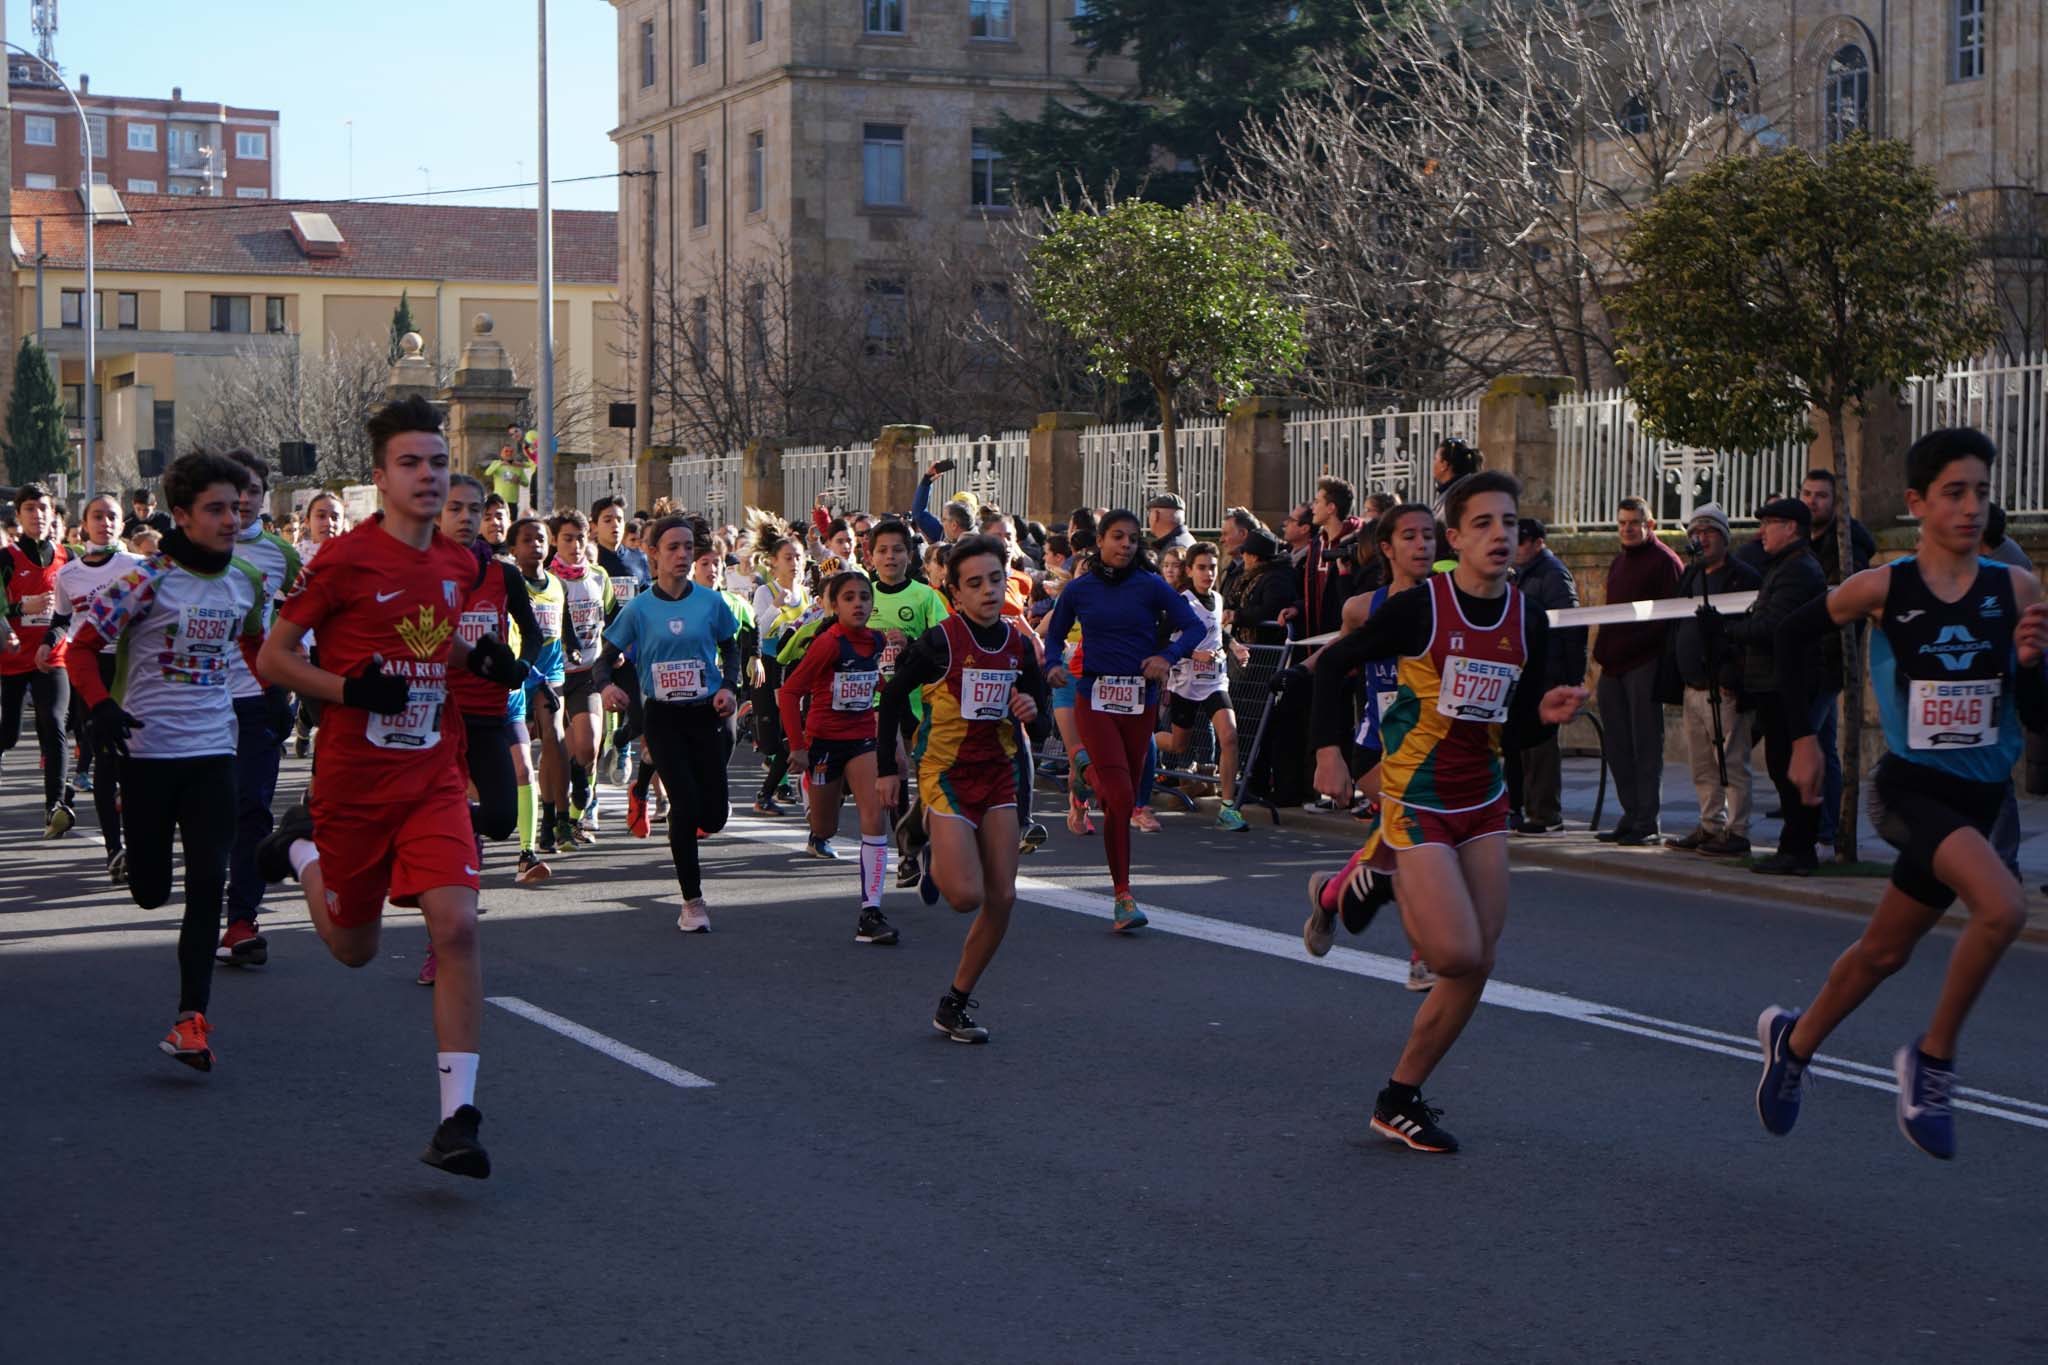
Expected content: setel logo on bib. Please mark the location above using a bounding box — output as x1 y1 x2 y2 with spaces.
1437 656 1518 723
1909 678 1999 749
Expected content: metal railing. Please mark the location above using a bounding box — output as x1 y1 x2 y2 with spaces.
1078 419 1226 530
919 430 1032 522
668 452 746 526
1285 400 1479 511
570 461 635 514
781 442 872 521
1549 388 1809 531
1906 350 2048 514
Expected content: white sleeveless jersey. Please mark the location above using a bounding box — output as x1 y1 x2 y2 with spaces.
1168 588 1228 701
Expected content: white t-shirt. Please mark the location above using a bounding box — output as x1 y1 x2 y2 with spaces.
51 549 144 634
85 555 265 759
1168 589 1228 701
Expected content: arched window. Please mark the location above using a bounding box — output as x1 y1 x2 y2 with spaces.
1711 66 1752 114
1824 44 1869 143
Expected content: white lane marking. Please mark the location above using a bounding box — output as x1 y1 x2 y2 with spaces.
712 813 2048 1133
488 995 715 1090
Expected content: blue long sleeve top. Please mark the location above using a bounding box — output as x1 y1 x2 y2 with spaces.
909 477 944 542
1043 568 1206 705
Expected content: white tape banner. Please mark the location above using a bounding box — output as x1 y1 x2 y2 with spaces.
1548 591 1757 630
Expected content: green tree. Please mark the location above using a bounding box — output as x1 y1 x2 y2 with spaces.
389 290 418 363
1613 137 1997 859
1026 198 1304 493
3 336 69 487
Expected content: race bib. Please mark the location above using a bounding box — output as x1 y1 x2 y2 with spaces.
652 657 708 702
1437 656 1518 723
1093 674 1144 716
878 642 901 679
532 600 562 637
20 608 51 628
832 669 879 712
457 607 498 647
568 595 603 641
175 602 240 659
612 578 639 603
961 667 1016 722
366 679 445 751
1909 679 2000 750
1192 657 1223 685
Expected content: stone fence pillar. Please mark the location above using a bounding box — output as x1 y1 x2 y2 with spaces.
635 447 668 516
742 436 783 517
1478 375 1574 526
871 424 934 519
438 314 528 484
1029 411 1096 527
1225 396 1289 532
384 331 440 407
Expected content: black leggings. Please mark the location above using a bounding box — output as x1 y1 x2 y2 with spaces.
463 712 520 841
1 669 70 809
89 656 120 851
123 754 237 1015
643 700 733 899
752 679 789 802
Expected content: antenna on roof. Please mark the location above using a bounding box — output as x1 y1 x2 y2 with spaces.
31 0 59 66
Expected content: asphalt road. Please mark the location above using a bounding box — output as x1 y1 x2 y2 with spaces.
7 752 2048 1364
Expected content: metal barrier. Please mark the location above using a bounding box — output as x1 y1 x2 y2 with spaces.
1149 642 1291 824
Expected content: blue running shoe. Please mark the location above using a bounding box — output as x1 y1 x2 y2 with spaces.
1895 1041 1957 1160
917 844 940 906
1754 1006 1807 1136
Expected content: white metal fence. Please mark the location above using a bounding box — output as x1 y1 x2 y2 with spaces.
920 430 1033 522
1285 400 1480 511
668 453 747 526
780 443 872 521
1549 388 1811 532
1906 350 2048 514
571 461 635 514
1078 420 1227 530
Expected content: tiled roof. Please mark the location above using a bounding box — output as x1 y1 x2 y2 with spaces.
10 190 617 286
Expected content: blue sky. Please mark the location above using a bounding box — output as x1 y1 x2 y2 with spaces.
8 0 623 213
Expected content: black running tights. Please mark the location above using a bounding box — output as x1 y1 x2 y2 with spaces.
0 668 70 809
463 713 519 841
643 701 733 900
123 754 236 1014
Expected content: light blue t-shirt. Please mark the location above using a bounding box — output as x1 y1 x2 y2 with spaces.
604 583 738 704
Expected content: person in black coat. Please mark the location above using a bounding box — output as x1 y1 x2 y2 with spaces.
1508 518 1583 832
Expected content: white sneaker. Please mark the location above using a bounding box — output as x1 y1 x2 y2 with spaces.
1406 956 1437 992
676 898 711 933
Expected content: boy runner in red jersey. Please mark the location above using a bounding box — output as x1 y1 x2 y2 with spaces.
255 396 527 1178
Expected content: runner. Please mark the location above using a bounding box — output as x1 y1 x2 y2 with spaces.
43 492 142 879
596 515 740 932
255 395 531 1177
1 483 75 836
749 531 810 815
1041 509 1205 932
877 533 1050 1042
509 515 568 870
1308 471 1586 1153
1156 541 1250 833
551 511 616 846
290 491 347 758
1753 427 2048 1160
591 495 644 793
62 452 264 1070
864 519 950 886
779 569 895 941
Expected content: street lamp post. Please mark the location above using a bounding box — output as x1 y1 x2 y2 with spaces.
535 0 557 515
6 43 93 497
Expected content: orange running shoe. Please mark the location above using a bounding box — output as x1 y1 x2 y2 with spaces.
628 790 651 839
159 1013 214 1071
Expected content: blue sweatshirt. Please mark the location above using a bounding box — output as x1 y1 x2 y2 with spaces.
1043 568 1206 706
909 477 945 542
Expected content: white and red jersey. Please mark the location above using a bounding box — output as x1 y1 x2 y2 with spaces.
2 540 67 675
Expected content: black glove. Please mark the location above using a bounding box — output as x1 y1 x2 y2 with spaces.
533 676 563 714
465 633 526 688
89 698 143 761
1695 602 1724 643
341 658 411 715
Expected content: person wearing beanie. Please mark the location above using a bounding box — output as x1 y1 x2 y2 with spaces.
1666 503 1761 856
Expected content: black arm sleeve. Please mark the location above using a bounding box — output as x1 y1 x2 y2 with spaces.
501 563 543 665
876 632 950 777
1773 591 1837 741
593 641 625 690
1308 585 1433 750
1502 600 1558 752
719 633 742 690
2017 661 2048 733
1016 639 1053 744
0 556 14 620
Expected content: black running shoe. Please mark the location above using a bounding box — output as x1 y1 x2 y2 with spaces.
1018 821 1049 854
895 856 923 890
1370 1087 1458 1153
855 907 899 945
420 1104 492 1179
933 993 988 1044
255 802 314 885
1337 864 1394 936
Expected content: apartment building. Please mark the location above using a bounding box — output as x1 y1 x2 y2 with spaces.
8 66 279 199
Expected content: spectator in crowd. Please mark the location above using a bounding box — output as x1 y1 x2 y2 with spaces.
1801 466 1872 847
1593 496 1683 845
1982 502 2033 877
1716 497 1827 876
1297 477 1364 638
1147 493 1196 552
1509 518 1583 834
1430 438 1483 517
1069 506 1098 543
123 488 173 542
1983 501 2032 570
1230 528 1297 645
1362 491 1396 523
1281 502 1315 565
1218 507 1260 608
1666 504 1760 856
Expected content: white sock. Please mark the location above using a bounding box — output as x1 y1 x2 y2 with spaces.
287 839 320 879
437 1051 479 1120
858 834 888 908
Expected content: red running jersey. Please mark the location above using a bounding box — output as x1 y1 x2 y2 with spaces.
778 621 883 745
449 552 513 719
2 543 67 675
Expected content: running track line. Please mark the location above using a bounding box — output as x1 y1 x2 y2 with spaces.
487 995 715 1090
714 813 2048 1133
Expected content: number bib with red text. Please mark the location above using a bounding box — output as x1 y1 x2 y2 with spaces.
1092 675 1144 716
832 669 880 712
1436 656 1518 723
961 668 1016 722
652 658 708 703
1909 679 1999 750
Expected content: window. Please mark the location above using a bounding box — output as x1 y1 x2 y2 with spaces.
862 124 906 206
236 187 266 198
84 114 107 157
23 114 55 147
266 297 287 334
970 130 1009 208
691 150 710 227
970 0 1013 40
154 401 176 457
747 0 763 44
863 279 907 356
168 182 198 196
747 131 766 213
117 293 139 330
1711 66 1753 113
1954 0 1986 82
24 173 56 190
693 0 708 65
127 122 157 152
640 19 657 86
1616 94 1651 135
235 131 267 159
63 385 101 439
127 178 157 193
865 0 904 34
1824 44 1870 143
690 296 710 371
210 295 252 334
60 289 82 328
91 170 109 185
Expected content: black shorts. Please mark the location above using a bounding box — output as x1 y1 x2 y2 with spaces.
563 669 603 711
1871 755 2007 911
807 736 877 787
1167 691 1231 730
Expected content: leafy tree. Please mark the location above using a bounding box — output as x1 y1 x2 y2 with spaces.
1026 198 1305 492
3 337 69 486
390 290 418 364
1613 137 1997 859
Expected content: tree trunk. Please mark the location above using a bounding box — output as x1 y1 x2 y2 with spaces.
1828 404 1863 863
1155 377 1179 503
